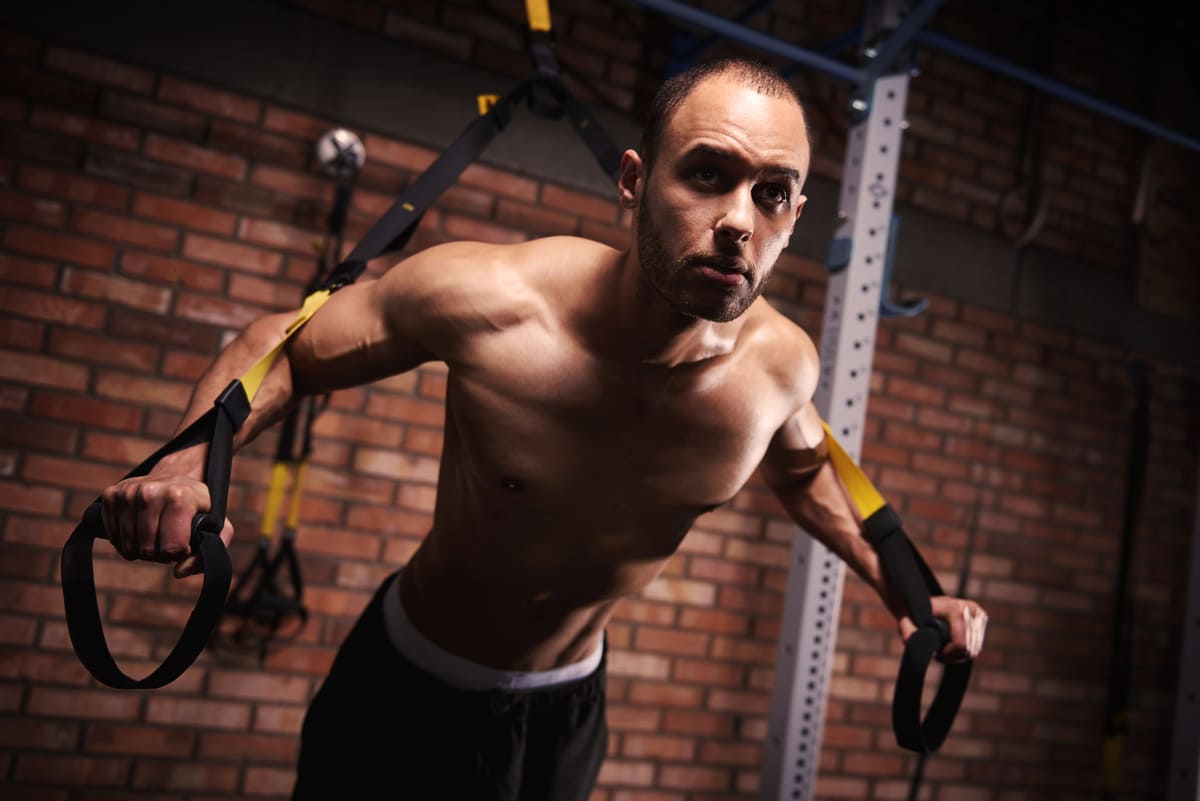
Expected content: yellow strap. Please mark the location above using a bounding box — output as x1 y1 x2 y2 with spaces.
477 94 499 116
525 0 552 32
822 423 887 519
239 289 332 402
259 461 290 538
286 462 307 528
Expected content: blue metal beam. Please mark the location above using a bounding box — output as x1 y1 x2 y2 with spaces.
627 0 1200 155
629 0 866 85
918 30 1200 154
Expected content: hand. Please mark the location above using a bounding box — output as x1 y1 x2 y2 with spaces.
897 596 988 663
100 472 234 579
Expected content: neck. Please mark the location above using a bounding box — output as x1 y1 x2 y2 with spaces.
598 247 744 367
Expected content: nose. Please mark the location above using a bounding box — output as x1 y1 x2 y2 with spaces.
715 186 754 247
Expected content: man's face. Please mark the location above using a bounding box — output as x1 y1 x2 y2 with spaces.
630 75 809 323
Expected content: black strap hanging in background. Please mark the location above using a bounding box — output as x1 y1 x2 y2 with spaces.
60 1 623 690
1102 363 1151 799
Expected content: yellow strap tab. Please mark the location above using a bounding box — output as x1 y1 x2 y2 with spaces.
477 94 499 116
525 0 552 32
260 461 290 538
822 423 887 520
239 289 332 402
286 462 307 529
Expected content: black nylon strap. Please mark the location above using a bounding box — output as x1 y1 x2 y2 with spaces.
863 504 972 753
61 381 248 689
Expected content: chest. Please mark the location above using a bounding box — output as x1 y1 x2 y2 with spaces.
447 328 792 507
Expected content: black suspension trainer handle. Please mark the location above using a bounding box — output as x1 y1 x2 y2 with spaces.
863 505 973 754
60 380 250 690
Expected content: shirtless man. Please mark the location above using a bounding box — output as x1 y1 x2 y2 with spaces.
100 59 987 800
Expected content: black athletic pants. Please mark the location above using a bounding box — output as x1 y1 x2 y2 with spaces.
292 577 608 801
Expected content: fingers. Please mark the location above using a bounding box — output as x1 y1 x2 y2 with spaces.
172 518 234 579
101 476 214 567
929 596 988 662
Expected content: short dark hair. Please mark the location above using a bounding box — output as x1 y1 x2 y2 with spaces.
639 58 807 170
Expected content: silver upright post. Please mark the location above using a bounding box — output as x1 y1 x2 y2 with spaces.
1167 467 1200 801
761 68 912 801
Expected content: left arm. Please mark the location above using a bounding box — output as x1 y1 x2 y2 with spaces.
761 402 987 661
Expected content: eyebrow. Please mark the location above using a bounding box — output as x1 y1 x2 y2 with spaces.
685 144 800 183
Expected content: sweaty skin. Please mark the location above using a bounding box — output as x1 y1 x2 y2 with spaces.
101 75 986 672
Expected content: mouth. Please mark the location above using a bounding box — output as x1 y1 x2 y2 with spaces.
687 255 749 285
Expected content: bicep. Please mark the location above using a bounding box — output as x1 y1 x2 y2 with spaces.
761 403 828 489
287 264 439 396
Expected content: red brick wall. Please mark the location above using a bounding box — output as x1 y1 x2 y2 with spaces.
1 8 1198 801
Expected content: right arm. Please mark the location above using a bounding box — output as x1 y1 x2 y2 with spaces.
100 240 492 572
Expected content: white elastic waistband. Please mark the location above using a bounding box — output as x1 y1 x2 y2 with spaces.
381 572 603 691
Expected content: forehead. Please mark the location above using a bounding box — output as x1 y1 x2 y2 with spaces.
663 75 810 170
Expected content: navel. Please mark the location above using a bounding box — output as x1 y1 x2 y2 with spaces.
500 477 524 492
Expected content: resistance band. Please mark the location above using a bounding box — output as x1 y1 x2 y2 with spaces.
824 425 972 753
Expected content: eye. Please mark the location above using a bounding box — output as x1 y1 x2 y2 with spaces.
755 183 790 209
692 166 719 186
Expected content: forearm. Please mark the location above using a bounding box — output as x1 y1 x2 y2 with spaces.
155 312 301 477
776 462 898 612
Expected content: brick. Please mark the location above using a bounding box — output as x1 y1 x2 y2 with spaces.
206 668 312 703
196 730 298 762
641 576 715 606
622 733 696 761
131 192 237 235
239 216 321 256
658 763 731 791
14 753 129 787
363 394 445 428
145 696 250 730
228 272 302 309
0 187 67 226
45 47 155 93
177 290 272 331
144 132 247 180
110 307 221 353
22 454 121 491
28 687 142 720
182 233 283 276
262 105 340 142
243 765 297 796
30 391 142 431
459 163 539 202
249 163 328 202
209 120 310 168
0 315 45 349
363 134 437 173
132 761 239 792
0 348 88 391
98 90 208 139
0 61 97 108
30 105 139 150
17 163 130 210
628 680 703 708
94 370 192 411
441 212 526 245
84 149 194 196
0 123 85 167
61 267 172 313
119 250 225 292
352 448 439 482
0 414 76 453
84 723 194 757
158 75 261 123
382 13 473 60
495 198 578 236
5 223 116 269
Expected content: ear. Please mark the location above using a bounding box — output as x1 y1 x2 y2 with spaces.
618 149 644 210
791 194 808 232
